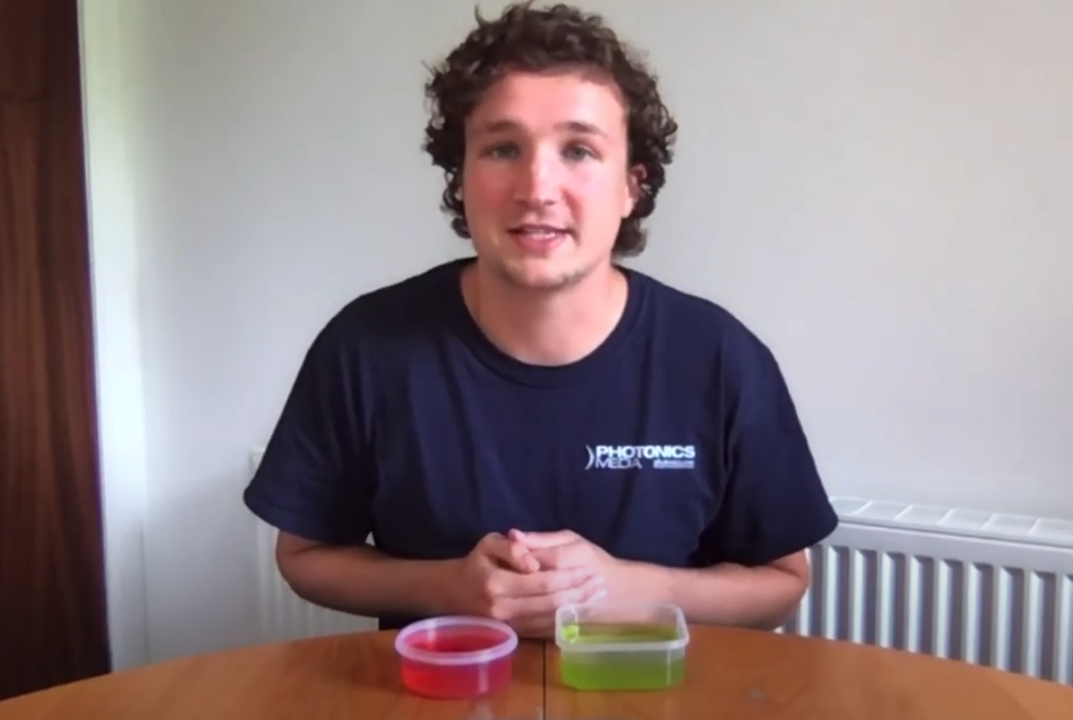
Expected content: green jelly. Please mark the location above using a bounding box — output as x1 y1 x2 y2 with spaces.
558 622 686 691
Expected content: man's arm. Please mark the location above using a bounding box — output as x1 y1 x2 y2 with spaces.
520 528 814 631
617 550 811 630
651 322 837 630
246 318 601 630
275 532 461 620
243 316 414 617
245 319 465 622
521 326 837 631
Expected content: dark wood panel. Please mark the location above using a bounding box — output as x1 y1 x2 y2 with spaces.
0 0 112 700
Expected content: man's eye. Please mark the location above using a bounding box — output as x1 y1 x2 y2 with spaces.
563 144 594 161
486 144 518 159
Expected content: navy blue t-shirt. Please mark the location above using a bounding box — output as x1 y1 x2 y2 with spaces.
243 258 838 629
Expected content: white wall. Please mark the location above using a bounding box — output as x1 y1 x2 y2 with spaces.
80 0 1073 666
79 0 149 670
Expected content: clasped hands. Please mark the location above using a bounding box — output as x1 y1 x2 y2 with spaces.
453 528 622 638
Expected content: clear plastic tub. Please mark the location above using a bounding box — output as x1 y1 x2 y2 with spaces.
395 616 518 699
555 603 689 691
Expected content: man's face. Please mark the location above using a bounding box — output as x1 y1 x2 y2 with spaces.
460 69 642 291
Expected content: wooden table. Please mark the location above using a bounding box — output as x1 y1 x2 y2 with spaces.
0 626 1070 719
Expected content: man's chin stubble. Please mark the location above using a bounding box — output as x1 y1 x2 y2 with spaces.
495 260 594 293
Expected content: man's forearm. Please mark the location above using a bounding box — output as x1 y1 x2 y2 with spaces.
278 544 461 620
623 559 809 630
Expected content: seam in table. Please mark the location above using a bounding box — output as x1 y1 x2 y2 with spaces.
541 640 548 719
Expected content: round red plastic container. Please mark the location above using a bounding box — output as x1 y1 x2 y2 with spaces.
395 616 518 699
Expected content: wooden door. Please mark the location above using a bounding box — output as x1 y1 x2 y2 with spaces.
0 0 112 700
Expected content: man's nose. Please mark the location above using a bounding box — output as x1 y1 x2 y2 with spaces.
513 153 558 206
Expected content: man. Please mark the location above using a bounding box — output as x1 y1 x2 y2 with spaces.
243 2 838 638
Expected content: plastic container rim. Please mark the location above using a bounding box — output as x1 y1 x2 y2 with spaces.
395 615 519 667
554 602 690 653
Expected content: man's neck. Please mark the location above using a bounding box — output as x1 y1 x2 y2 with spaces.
462 261 628 367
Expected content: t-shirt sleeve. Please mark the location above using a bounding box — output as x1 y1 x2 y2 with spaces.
242 318 373 546
694 330 839 568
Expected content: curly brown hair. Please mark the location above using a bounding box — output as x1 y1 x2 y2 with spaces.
421 1 678 258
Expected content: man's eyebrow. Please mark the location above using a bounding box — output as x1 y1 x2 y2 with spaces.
474 119 609 137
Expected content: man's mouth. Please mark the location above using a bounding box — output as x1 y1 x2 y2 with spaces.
507 224 570 242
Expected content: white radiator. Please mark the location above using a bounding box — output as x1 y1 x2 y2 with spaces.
780 497 1073 685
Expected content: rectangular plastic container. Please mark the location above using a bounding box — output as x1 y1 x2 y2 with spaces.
554 602 689 691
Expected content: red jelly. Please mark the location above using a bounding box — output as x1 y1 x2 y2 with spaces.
395 616 518 699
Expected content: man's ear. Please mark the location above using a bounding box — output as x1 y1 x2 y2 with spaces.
624 164 647 218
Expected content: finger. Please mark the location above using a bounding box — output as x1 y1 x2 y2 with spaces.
507 573 606 617
503 566 596 598
481 533 539 572
528 543 585 570
504 530 553 570
510 529 579 549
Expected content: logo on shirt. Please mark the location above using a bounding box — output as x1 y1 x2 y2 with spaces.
584 444 696 470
